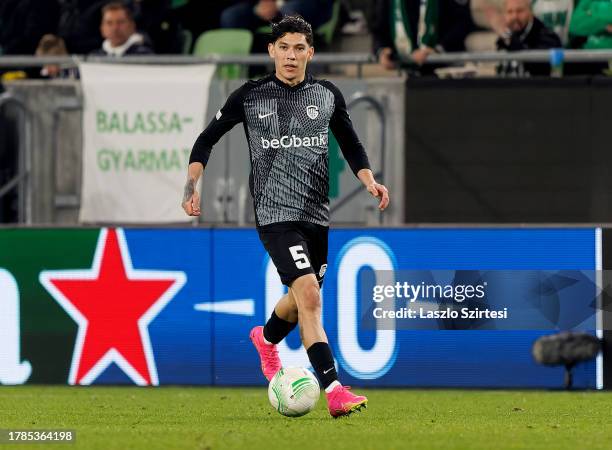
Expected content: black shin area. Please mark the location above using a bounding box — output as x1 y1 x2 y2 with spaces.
263 310 298 344
306 341 338 389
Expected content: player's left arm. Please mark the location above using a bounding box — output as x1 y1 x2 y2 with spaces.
322 81 389 211
357 168 389 211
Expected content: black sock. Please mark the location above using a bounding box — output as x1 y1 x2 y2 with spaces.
306 342 338 389
263 310 298 344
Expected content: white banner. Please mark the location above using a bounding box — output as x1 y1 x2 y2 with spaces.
79 63 215 223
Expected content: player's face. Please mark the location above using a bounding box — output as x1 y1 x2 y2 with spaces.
268 33 314 86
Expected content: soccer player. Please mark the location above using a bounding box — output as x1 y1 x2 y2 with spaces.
182 15 389 418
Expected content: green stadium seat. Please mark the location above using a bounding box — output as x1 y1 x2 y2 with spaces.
170 0 189 9
193 29 253 79
256 25 272 35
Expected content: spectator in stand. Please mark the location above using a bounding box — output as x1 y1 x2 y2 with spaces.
569 0 612 49
532 0 574 46
220 0 333 31
91 2 153 56
35 34 78 78
495 0 561 75
564 0 612 74
220 0 332 74
369 0 477 71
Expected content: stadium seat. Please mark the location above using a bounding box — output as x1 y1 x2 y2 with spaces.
170 0 189 8
256 25 272 35
193 29 253 79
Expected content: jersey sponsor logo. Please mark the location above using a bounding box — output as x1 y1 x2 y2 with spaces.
306 105 319 119
215 110 222 120
258 112 276 119
261 133 327 149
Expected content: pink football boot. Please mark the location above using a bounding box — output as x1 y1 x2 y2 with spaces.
326 384 368 418
249 326 282 381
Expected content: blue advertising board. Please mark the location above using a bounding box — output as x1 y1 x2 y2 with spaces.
13 227 599 388
210 228 598 387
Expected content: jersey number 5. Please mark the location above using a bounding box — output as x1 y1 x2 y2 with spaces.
289 245 311 269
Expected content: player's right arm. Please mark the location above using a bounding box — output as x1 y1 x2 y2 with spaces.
182 85 248 216
182 162 203 216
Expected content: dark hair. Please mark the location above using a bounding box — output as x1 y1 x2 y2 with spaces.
270 15 313 46
101 1 134 22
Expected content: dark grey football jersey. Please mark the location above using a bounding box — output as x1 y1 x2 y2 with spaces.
189 74 370 227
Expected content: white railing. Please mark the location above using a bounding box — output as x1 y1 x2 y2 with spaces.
1 50 611 67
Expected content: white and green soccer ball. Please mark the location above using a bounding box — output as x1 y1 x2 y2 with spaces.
268 367 320 417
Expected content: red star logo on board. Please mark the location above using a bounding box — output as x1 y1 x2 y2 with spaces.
39 228 186 385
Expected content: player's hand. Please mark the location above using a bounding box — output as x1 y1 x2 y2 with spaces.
182 178 201 216
367 182 389 211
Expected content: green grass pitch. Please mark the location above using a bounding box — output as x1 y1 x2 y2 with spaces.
1 386 611 450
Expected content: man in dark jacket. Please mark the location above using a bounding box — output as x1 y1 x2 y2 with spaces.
90 1 153 56
496 0 561 75
369 0 476 70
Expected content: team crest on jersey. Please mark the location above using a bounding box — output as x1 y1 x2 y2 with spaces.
306 105 319 120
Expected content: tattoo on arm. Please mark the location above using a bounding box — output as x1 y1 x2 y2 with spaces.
183 178 195 204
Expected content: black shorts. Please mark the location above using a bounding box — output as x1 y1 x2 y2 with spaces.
257 221 329 287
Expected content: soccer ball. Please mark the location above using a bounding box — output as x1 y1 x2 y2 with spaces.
268 367 320 417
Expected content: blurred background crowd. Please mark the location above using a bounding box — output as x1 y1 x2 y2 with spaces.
0 0 610 78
